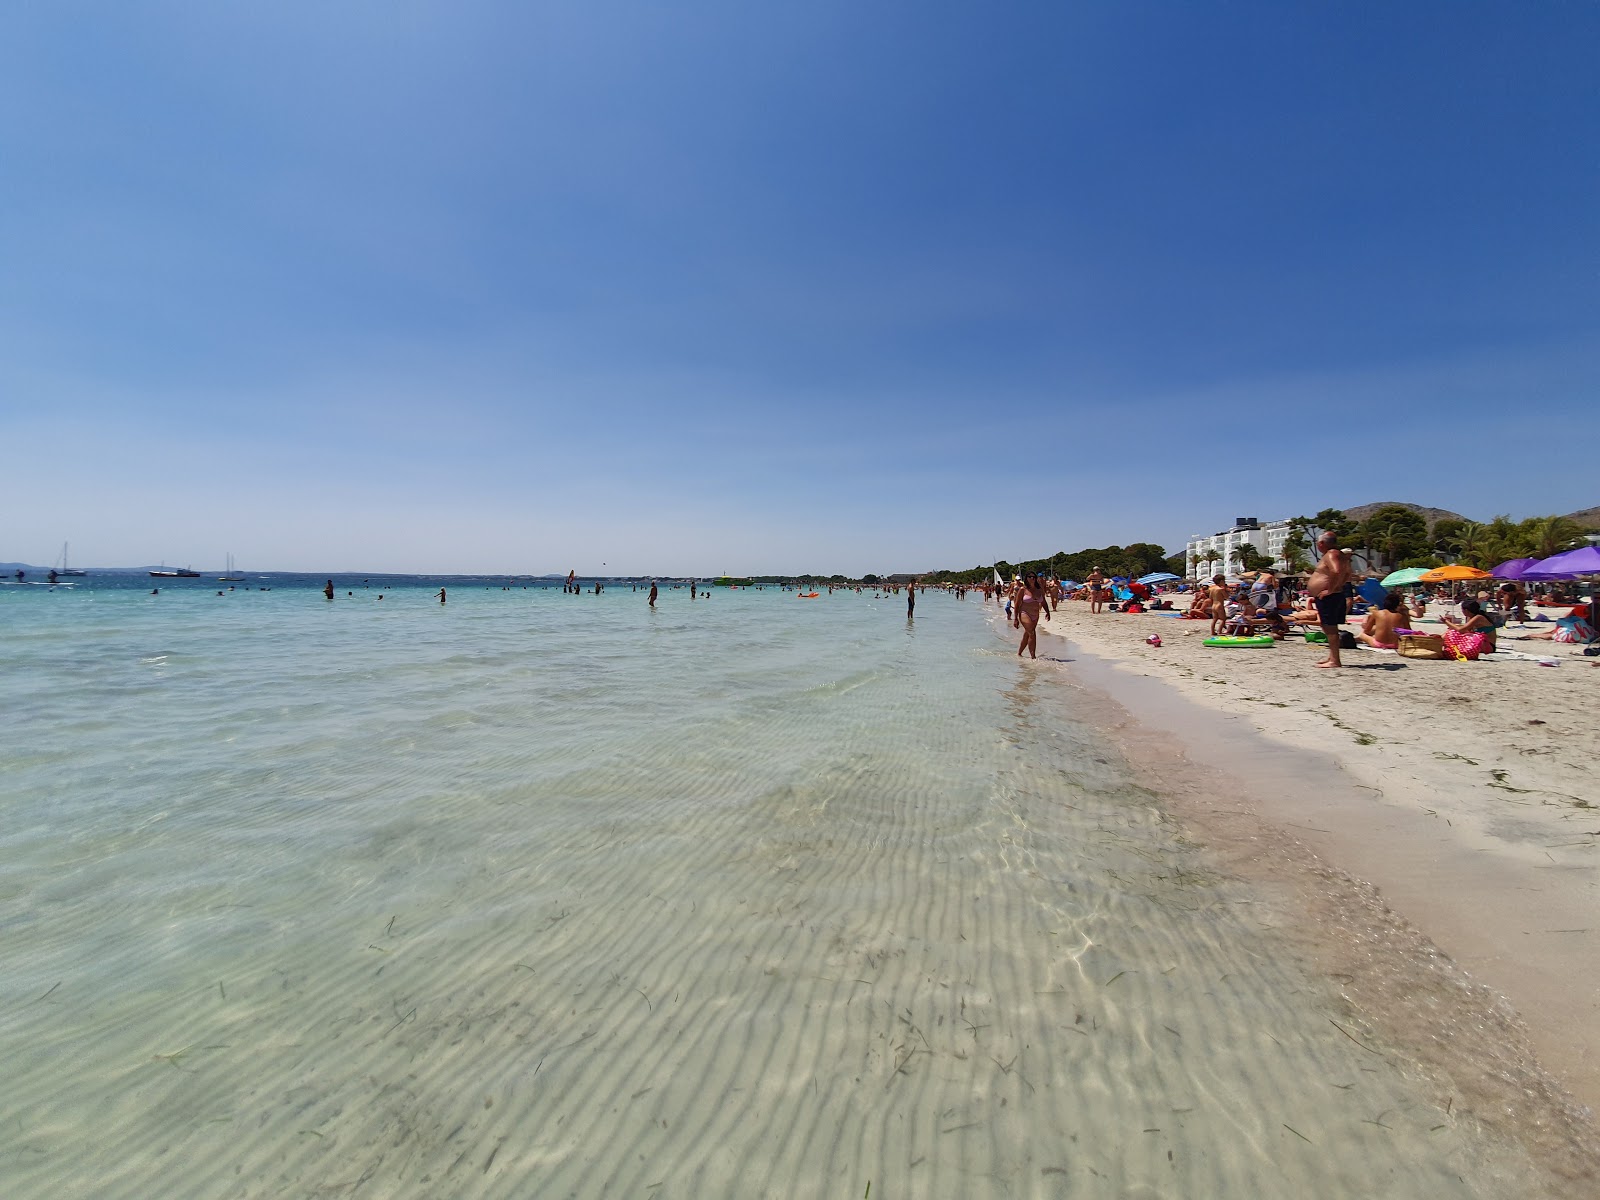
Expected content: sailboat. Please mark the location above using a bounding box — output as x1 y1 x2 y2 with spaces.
218 553 244 581
55 542 87 576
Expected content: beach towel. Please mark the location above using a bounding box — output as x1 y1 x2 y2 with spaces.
1552 616 1595 643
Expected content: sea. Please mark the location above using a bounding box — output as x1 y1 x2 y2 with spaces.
0 574 1540 1197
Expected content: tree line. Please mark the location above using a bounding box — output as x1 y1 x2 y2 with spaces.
1282 506 1590 576
924 543 1181 586
921 505 1591 586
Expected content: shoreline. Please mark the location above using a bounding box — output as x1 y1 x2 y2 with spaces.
1001 599 1600 1186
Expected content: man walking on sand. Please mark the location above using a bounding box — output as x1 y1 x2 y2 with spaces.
1307 532 1352 668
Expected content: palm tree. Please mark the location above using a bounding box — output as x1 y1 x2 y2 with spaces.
1447 521 1490 567
1522 515 1584 560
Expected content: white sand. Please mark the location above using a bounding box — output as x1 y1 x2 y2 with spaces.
1030 600 1600 1125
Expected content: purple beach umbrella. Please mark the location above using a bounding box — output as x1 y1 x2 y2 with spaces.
1522 545 1600 644
1491 557 1541 580
1521 545 1600 580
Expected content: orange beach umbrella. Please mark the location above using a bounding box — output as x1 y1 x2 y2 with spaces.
1419 564 1492 583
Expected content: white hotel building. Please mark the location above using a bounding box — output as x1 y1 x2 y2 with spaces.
1184 517 1319 580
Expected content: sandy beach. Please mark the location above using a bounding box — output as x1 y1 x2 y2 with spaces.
1029 600 1600 1170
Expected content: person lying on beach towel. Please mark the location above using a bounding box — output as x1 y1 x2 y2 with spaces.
1519 612 1596 643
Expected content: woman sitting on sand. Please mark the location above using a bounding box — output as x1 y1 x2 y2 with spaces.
1442 600 1497 660
1183 590 1211 619
1013 571 1052 659
1357 591 1409 650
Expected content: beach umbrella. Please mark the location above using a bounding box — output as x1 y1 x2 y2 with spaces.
1357 578 1388 607
1419 564 1493 583
1380 566 1431 587
1520 545 1600 580
1520 545 1600 643
1491 558 1541 580
1137 571 1180 585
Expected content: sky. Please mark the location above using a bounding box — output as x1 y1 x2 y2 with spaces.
2 2 1596 576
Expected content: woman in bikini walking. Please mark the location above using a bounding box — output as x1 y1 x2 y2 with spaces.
1014 571 1052 659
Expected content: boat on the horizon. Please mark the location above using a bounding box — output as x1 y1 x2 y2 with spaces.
150 566 201 578
217 553 244 581
55 543 87 577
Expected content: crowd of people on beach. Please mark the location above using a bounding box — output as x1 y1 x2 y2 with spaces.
976 533 1596 667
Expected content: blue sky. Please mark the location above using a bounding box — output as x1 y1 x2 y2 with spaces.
3 2 1595 575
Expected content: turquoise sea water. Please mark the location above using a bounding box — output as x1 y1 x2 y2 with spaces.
0 580 1530 1196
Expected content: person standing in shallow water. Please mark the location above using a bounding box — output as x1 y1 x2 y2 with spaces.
436 587 446 604
1015 571 1051 659
648 580 657 608
323 579 334 600
907 578 916 618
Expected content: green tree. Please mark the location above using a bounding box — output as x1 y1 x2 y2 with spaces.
1519 515 1584 560
1446 520 1492 567
1281 517 1315 574
1431 517 1466 556
1359 505 1429 572
1314 508 1357 541
1233 545 1276 574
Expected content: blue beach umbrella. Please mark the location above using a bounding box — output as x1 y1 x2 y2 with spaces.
1137 571 1180 585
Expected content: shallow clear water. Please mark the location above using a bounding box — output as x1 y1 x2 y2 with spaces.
0 581 1526 1196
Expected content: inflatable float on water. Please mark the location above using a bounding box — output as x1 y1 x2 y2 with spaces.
1202 635 1275 648
798 592 820 598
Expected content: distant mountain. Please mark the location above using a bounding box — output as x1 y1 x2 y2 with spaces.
1340 501 1469 531
1563 506 1600 532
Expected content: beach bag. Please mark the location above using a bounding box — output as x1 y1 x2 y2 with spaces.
1442 628 1492 661
1396 633 1447 660
1338 631 1358 650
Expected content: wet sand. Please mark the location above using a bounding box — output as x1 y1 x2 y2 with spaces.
1020 601 1600 1191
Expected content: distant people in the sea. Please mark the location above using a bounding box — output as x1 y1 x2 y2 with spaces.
436 588 446 604
648 580 657 608
324 579 335 600
907 578 916 618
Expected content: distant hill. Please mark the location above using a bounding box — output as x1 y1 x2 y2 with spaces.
1340 502 1469 531
1339 501 1599 533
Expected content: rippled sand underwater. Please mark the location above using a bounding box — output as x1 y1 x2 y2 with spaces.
0 584 1539 1196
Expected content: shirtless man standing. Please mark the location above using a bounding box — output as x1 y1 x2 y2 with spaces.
1307 532 1352 668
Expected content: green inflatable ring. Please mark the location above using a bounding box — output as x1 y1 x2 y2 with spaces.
1203 636 1276 648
